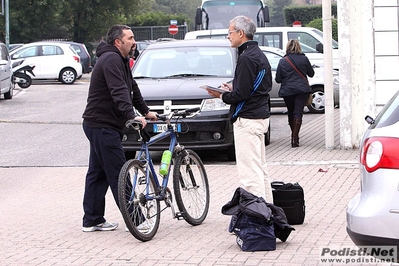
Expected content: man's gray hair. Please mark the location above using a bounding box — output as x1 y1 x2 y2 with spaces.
230 16 256 40
106 25 131 45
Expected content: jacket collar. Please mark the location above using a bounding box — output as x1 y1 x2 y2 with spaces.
237 40 258 55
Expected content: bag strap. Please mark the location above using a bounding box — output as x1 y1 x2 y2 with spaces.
285 57 308 84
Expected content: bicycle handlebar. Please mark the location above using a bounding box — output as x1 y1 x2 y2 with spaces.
125 119 143 130
157 107 200 121
126 107 200 130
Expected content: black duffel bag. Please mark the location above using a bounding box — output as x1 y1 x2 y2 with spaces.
271 181 305 225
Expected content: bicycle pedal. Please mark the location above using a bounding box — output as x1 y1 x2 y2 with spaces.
175 212 186 220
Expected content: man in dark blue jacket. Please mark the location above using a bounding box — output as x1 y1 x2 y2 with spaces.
207 16 273 203
82 25 157 232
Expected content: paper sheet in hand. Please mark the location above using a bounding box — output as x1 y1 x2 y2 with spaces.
199 85 227 94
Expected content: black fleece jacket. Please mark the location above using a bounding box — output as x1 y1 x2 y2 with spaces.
82 42 149 132
221 41 272 123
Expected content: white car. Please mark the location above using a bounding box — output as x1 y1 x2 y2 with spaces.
10 41 83 84
0 42 13 99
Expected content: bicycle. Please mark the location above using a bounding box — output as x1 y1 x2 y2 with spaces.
118 107 210 241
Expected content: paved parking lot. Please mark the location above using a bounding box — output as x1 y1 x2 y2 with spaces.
1 108 380 266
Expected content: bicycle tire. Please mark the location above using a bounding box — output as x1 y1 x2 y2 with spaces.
118 159 160 242
173 149 210 226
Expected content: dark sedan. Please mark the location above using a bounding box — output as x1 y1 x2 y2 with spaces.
122 39 271 161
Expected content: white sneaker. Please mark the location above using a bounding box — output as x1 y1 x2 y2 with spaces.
82 221 118 232
136 221 151 233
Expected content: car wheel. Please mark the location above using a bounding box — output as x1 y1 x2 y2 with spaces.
4 83 13 99
307 86 325 113
59 68 77 84
226 146 236 161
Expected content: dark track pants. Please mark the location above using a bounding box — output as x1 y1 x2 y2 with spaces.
82 124 125 227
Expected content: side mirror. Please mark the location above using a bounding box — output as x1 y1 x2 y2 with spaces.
365 115 375 125
195 7 203 25
316 43 324 53
263 6 270 23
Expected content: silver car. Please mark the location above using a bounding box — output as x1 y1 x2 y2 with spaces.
346 89 399 249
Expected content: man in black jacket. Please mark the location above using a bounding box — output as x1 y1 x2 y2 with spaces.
81 25 157 232
207 16 273 203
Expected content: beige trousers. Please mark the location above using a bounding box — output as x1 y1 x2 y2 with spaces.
233 117 273 203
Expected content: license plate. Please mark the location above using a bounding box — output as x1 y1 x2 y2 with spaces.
153 123 181 133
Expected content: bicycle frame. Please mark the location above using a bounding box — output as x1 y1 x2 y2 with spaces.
133 125 179 201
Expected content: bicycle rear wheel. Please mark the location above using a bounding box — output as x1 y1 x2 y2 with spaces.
118 159 160 241
173 149 209 225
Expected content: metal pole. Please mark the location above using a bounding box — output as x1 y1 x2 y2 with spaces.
322 0 334 149
5 0 9 48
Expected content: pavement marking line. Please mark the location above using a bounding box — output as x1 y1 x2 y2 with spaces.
268 160 358 166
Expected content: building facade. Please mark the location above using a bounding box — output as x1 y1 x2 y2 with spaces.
337 0 399 148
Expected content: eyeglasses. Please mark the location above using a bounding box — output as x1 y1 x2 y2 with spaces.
227 29 239 36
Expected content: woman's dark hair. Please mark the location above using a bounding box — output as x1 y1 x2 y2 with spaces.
106 25 131 45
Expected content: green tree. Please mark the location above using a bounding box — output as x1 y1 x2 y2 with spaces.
136 0 201 30
307 18 338 41
8 0 72 43
267 0 293 27
0 0 200 44
66 0 142 43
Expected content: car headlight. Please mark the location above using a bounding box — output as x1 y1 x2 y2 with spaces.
202 98 230 111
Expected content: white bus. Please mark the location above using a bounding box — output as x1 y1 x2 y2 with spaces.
195 0 270 30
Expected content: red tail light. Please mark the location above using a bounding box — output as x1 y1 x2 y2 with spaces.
360 137 399 172
73 55 80 63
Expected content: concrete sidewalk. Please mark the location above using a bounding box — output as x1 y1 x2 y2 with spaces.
0 109 373 266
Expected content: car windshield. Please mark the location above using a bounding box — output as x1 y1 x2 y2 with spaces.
133 47 235 79
370 90 399 129
310 28 339 49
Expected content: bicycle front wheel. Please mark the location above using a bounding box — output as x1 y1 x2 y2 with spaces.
173 149 209 225
118 159 160 241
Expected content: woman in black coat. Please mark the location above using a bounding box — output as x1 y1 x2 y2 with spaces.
275 39 315 147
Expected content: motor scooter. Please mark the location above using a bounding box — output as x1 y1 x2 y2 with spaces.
12 60 35 88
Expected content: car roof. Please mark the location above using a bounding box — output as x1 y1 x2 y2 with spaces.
9 41 78 55
11 41 75 50
144 38 233 50
144 39 286 55
259 46 286 55
185 27 322 38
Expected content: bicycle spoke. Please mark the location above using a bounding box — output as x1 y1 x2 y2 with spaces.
118 159 161 242
173 150 209 225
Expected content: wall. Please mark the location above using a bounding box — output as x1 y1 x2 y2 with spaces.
338 0 399 148
374 0 399 107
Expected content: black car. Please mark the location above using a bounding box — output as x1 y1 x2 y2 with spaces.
62 41 92 74
122 39 271 161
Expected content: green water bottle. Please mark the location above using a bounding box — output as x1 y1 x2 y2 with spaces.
159 150 172 176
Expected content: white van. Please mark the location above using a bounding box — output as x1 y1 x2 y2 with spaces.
185 27 339 70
